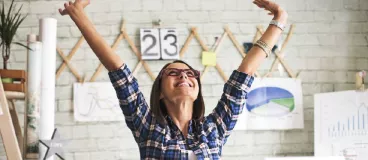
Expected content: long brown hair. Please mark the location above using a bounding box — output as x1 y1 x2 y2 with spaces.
150 60 205 126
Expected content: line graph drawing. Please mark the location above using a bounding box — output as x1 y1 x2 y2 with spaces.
315 90 368 160
73 82 124 122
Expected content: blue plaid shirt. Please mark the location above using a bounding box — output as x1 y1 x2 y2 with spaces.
108 64 254 160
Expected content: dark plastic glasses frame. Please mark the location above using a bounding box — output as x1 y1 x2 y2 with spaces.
159 68 200 79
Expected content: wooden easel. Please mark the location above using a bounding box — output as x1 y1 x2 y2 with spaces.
0 75 22 160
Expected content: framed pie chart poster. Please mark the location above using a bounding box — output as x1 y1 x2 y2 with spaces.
234 78 304 130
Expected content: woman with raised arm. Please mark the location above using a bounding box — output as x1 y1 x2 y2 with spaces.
59 0 287 159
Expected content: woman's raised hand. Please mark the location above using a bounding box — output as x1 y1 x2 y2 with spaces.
253 0 287 22
59 0 90 16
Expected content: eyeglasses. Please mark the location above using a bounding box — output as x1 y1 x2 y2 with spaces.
159 68 200 78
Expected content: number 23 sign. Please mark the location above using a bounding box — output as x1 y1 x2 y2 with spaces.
140 28 179 60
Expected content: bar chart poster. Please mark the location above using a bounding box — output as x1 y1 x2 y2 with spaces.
234 78 304 130
315 90 368 160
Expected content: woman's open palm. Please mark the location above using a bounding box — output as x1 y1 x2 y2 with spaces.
253 0 283 16
59 0 90 16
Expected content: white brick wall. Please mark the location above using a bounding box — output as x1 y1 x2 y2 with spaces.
0 0 367 159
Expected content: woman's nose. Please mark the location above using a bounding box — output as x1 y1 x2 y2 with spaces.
179 72 188 79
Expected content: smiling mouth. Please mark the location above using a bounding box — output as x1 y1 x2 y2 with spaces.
176 82 192 87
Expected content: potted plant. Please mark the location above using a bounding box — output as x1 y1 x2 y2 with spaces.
0 0 30 91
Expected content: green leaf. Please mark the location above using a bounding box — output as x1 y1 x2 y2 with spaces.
13 42 32 51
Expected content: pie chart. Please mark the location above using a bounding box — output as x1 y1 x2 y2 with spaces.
246 87 295 117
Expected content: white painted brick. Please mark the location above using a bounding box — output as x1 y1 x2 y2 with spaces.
30 1 57 14
56 71 71 86
142 0 163 11
356 58 368 70
288 12 315 23
320 58 335 70
304 108 314 121
57 14 76 27
302 84 321 95
305 58 321 70
239 23 259 34
318 34 336 46
306 0 343 11
222 145 253 156
236 0 258 11
276 0 306 11
163 0 185 11
330 23 364 33
115 148 140 159
305 120 314 132
90 151 117 160
255 131 280 144
231 131 255 146
252 144 277 155
92 12 123 25
97 138 122 151
293 23 331 34
212 84 224 97
58 26 71 38
361 0 368 10
334 84 355 91
56 112 75 125
94 25 112 36
209 11 260 23
58 99 73 112
224 0 237 10
66 139 98 152
316 71 335 83
70 26 82 38
299 46 339 57
203 23 224 34
110 0 142 12
314 11 334 22
8 62 26 70
201 84 213 97
186 0 201 10
349 46 368 58
122 12 153 23
298 71 317 83
88 124 115 138
85 1 110 13
347 71 358 83
321 84 334 93
73 125 89 139
333 57 356 70
303 95 314 108
280 130 308 144
201 0 225 11
16 27 32 41
149 12 179 23
13 50 27 62
290 34 319 46
335 34 367 46
343 0 359 10
334 11 368 22
178 12 210 23
74 152 90 160
56 126 73 140
334 71 348 83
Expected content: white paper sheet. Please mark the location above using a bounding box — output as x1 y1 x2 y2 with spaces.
73 82 124 122
234 78 304 130
39 18 57 160
26 39 42 154
315 90 368 160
